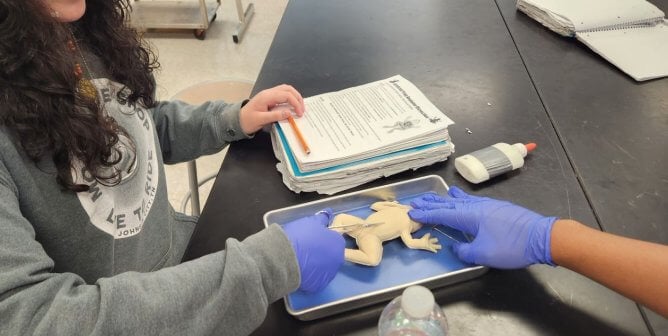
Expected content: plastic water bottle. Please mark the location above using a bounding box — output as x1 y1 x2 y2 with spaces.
378 286 448 336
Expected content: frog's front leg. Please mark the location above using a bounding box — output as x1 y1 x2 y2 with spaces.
399 230 442 253
345 234 383 266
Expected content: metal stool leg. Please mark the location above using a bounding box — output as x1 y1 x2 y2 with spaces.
187 160 201 216
173 80 254 216
233 0 255 43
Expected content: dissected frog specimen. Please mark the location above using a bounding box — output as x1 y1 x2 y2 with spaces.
328 201 441 266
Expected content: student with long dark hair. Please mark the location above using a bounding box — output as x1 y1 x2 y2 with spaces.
3 1 665 335
0 0 343 334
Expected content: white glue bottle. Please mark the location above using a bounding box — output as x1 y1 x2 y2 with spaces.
454 142 536 184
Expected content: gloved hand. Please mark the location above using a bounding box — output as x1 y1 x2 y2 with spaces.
281 209 345 292
408 186 557 269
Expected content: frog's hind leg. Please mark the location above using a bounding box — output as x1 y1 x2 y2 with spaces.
345 235 383 266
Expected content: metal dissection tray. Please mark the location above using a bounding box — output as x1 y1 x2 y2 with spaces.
263 175 487 321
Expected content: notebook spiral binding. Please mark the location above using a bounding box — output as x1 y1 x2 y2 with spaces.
581 17 665 33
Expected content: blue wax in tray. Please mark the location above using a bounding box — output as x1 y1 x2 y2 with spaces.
282 193 472 312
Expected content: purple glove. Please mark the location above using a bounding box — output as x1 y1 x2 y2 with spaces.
281 209 345 292
408 186 557 269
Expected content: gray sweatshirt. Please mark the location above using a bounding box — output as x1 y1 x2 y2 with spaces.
0 50 299 335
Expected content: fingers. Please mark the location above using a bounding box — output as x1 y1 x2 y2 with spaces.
452 242 475 264
408 208 476 235
263 85 305 115
410 193 468 210
416 188 469 203
448 186 471 199
241 84 306 134
264 91 301 114
448 186 487 201
256 106 301 130
410 187 473 208
420 193 449 203
409 193 452 209
410 198 455 210
241 107 287 134
278 84 305 115
314 208 333 225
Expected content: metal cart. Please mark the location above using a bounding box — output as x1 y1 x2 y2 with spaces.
130 0 254 42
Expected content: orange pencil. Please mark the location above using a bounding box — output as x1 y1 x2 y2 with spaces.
287 116 311 155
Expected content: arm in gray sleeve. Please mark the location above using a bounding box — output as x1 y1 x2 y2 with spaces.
0 169 299 335
150 100 252 164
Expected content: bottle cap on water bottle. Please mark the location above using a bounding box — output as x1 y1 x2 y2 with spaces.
400 286 434 319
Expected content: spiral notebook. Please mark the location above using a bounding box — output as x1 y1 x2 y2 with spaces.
517 0 668 81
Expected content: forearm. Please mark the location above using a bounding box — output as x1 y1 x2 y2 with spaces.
1 224 299 335
551 219 668 317
95 224 299 335
151 100 250 164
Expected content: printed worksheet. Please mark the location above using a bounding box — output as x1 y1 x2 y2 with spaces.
277 75 453 171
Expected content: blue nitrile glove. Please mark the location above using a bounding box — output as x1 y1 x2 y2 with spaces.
408 186 557 269
281 209 345 292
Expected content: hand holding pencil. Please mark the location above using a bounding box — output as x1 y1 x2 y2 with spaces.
239 84 305 135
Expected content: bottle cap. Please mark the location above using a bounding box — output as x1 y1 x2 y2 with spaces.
511 142 537 157
400 286 435 319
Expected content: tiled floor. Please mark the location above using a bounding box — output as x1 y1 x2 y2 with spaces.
140 0 288 214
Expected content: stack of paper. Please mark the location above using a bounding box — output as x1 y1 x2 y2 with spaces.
271 75 455 194
517 0 668 81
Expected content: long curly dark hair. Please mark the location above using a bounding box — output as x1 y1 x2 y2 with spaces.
0 0 159 191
